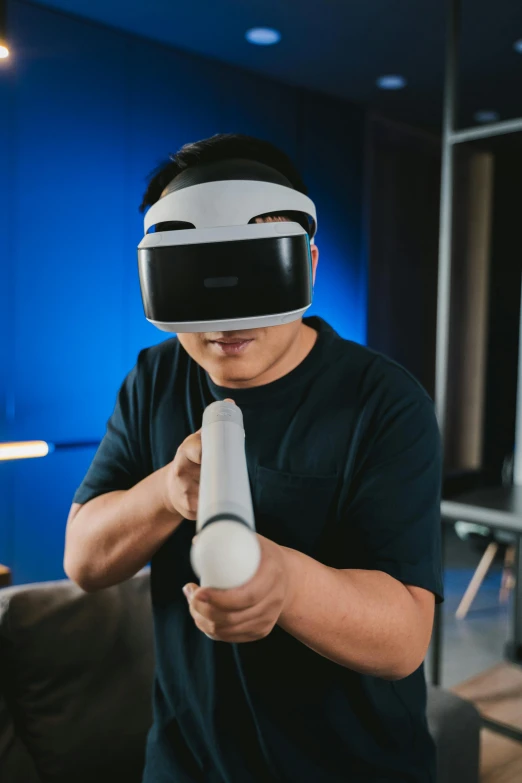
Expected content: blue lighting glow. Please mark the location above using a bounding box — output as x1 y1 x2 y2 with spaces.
245 27 281 46
474 110 499 123
514 39 522 54
0 4 367 584
376 75 407 90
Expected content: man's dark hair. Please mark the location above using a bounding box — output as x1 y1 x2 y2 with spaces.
139 133 308 213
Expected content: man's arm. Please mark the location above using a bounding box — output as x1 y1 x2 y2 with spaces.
183 535 434 681
64 469 181 592
279 547 434 679
274 386 441 679
64 428 203 592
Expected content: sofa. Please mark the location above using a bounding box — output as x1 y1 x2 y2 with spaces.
0 571 480 783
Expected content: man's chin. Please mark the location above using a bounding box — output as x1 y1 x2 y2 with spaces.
207 360 259 388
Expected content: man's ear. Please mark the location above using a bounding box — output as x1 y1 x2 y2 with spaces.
311 244 319 286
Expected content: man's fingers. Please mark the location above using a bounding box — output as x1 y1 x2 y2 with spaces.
192 590 274 627
196 581 258 611
184 402 235 466
195 567 273 613
190 592 276 638
183 430 202 465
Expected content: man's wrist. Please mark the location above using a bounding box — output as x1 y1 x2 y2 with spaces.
278 545 306 623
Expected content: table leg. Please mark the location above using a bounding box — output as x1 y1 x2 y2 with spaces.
505 534 522 663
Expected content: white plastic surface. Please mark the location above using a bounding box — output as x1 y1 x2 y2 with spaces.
191 401 261 589
144 179 317 237
197 402 254 531
149 306 309 333
191 520 261 589
138 220 306 248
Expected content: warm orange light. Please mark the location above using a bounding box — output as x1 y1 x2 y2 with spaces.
0 45 9 59
0 441 50 461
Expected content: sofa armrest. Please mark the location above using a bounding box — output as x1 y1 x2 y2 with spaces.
0 570 154 783
427 685 480 783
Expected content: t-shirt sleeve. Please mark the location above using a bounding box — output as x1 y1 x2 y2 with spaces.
346 377 444 603
73 356 148 505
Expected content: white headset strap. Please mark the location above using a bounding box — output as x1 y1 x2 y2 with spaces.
144 180 317 237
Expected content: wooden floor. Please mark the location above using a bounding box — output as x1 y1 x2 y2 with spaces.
479 731 522 783
453 663 522 782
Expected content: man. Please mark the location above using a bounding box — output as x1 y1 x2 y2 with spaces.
65 133 443 783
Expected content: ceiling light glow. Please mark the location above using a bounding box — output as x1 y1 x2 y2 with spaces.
376 75 407 90
474 110 499 123
245 27 281 46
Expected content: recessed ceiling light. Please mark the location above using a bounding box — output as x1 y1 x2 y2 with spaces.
0 45 9 59
514 39 522 54
245 27 281 46
376 75 407 90
474 110 499 123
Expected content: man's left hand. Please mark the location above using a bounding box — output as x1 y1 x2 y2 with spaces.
183 534 291 643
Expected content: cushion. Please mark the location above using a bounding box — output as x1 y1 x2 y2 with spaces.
0 570 154 783
427 685 480 783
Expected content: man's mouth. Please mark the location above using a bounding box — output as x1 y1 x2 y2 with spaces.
209 338 254 355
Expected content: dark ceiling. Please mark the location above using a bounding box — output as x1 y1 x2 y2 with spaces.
26 0 522 132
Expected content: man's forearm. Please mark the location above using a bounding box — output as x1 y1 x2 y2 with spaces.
278 548 434 680
64 466 183 592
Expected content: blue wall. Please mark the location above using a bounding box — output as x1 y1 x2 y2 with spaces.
0 0 366 583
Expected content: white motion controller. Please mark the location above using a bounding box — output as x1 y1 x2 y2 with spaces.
190 401 261 589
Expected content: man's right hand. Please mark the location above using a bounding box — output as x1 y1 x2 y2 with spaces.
163 399 236 522
164 429 202 521
65 433 201 591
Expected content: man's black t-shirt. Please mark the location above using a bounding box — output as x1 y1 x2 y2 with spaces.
74 315 443 783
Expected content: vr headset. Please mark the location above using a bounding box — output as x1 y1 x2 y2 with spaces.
137 158 317 333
